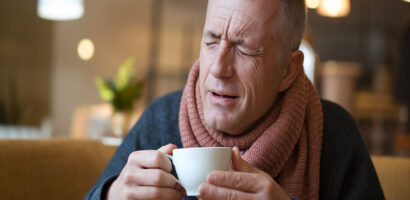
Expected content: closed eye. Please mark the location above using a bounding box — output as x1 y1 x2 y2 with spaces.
205 42 219 46
205 41 219 50
236 46 264 57
236 47 250 56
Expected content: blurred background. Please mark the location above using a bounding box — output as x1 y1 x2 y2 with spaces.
0 0 409 156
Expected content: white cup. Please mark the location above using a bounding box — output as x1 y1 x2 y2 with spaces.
166 147 232 196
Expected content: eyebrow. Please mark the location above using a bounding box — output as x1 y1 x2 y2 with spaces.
204 30 244 45
204 30 221 39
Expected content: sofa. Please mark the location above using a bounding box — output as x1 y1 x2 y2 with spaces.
0 139 409 200
371 155 410 200
0 139 116 200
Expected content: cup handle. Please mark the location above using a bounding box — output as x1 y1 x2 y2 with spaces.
164 154 183 186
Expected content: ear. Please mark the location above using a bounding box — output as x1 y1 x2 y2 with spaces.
278 50 304 92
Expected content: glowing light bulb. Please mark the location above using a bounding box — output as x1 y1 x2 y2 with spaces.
317 0 351 18
306 0 320 9
77 39 95 61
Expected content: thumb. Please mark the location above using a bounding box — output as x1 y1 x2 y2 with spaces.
157 143 178 155
231 146 259 173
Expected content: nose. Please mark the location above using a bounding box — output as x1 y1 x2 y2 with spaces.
210 40 234 78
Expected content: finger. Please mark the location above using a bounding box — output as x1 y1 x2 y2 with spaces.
158 143 178 155
207 171 262 193
123 169 180 189
128 150 173 172
129 186 184 200
199 182 254 200
231 146 259 173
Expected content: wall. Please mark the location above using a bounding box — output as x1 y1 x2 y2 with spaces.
51 0 207 136
153 0 206 98
308 0 410 68
51 0 152 136
0 0 52 126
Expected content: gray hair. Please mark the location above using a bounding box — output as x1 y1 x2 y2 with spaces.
206 0 307 54
276 0 307 54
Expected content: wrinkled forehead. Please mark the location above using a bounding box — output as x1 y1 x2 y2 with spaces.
206 0 280 28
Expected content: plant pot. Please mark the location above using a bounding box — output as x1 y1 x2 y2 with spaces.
110 111 131 138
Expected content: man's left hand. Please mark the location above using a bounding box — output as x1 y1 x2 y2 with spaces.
198 147 290 200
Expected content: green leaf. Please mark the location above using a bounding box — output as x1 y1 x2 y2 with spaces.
95 56 145 112
95 77 114 102
116 56 135 90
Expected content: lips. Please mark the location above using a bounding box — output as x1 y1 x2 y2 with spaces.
208 89 239 107
211 91 238 99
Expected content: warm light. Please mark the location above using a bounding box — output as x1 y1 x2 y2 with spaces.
403 0 410 2
37 0 84 21
77 39 94 61
299 41 316 83
306 0 320 9
317 0 350 18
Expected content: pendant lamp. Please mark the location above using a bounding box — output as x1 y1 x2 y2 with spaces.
37 0 84 21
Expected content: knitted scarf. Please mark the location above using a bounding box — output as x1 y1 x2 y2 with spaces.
179 61 323 200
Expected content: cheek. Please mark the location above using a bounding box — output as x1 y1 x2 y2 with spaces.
237 58 266 92
236 57 279 107
199 47 213 87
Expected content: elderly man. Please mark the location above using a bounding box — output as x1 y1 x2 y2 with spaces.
86 0 384 199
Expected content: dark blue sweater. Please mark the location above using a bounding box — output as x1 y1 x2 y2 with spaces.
85 91 385 200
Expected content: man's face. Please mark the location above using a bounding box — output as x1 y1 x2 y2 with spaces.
199 0 286 135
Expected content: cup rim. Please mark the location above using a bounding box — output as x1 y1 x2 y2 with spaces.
173 146 231 152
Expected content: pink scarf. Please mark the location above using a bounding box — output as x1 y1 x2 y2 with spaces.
179 61 323 200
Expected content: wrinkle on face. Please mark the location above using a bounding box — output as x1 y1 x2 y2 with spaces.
211 17 258 44
238 52 279 124
199 0 286 135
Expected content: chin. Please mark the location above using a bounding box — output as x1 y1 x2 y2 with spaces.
204 110 226 128
203 111 240 135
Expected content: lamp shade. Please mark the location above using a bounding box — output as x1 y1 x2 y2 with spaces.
37 0 84 21
317 0 350 18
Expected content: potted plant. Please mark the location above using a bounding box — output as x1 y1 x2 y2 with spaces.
95 56 144 137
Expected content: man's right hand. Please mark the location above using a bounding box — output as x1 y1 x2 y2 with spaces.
106 144 185 200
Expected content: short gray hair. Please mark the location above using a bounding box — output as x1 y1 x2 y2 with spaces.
206 0 307 54
276 0 307 54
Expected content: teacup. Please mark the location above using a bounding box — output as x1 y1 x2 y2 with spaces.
166 147 231 196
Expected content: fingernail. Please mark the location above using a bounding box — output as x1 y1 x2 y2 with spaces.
198 183 206 194
233 146 239 152
208 174 216 183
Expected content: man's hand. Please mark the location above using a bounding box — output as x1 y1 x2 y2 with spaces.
198 147 290 200
107 144 185 200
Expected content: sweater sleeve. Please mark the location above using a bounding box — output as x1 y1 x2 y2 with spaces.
83 111 144 200
338 118 385 200
319 100 385 200
84 91 184 200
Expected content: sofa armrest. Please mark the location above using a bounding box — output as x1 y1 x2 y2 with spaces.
0 139 116 200
372 155 410 200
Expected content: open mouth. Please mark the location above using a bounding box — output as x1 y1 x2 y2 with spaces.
211 92 238 99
